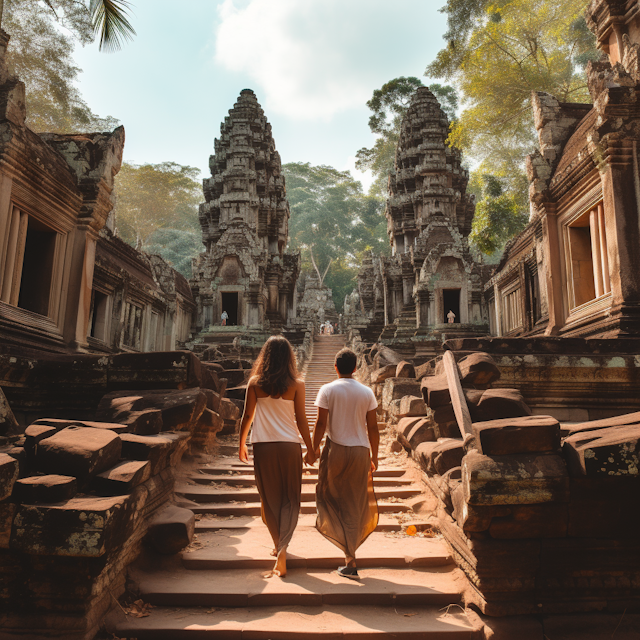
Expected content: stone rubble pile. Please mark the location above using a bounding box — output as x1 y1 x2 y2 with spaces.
0 350 239 640
358 344 640 616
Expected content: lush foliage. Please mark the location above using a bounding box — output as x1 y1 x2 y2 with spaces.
426 0 596 253
468 174 529 254
283 162 389 310
356 77 458 197
2 0 120 132
113 162 203 277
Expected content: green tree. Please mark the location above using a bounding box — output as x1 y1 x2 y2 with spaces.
113 162 203 277
356 77 458 197
283 162 388 310
1 0 135 51
2 0 121 132
428 0 596 184
468 174 529 255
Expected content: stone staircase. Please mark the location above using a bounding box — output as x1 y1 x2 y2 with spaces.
110 335 481 639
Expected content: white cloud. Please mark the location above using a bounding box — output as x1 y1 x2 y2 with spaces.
214 0 380 120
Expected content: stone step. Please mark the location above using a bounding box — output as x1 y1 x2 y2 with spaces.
176 485 422 504
188 474 414 487
201 465 408 478
111 604 482 639
182 528 453 570
131 566 464 608
191 501 413 516
194 513 431 532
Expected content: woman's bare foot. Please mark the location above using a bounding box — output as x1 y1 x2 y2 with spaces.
274 547 287 577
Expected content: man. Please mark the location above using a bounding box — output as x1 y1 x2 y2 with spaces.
221 310 228 326
306 348 379 580
447 309 456 324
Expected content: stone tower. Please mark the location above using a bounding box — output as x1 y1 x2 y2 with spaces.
358 86 489 345
190 89 300 332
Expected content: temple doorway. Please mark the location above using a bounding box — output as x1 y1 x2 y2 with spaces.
443 289 460 323
221 292 239 326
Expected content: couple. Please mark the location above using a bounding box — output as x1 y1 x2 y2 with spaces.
238 336 379 579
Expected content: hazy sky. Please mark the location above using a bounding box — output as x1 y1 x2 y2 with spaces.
73 0 448 189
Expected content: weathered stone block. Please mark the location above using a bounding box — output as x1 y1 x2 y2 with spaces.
373 345 402 369
97 388 207 433
0 502 16 548
395 416 423 437
451 485 511 532
31 418 129 433
463 451 569 505
13 474 77 504
0 453 19 501
371 364 397 384
108 351 202 391
202 388 222 412
24 424 56 456
383 378 421 406
119 432 189 475
92 460 151 496
489 503 568 539
563 425 640 476
146 505 195 554
568 476 640 538
0 385 19 436
415 439 464 476
472 415 560 456
457 352 501 387
35 427 122 480
561 410 640 438
421 374 450 408
474 389 531 421
406 420 436 449
397 395 428 418
433 404 455 425
10 494 137 557
396 361 416 378
218 398 241 421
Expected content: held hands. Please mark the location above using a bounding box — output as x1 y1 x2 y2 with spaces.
370 457 378 473
239 442 250 464
304 447 320 466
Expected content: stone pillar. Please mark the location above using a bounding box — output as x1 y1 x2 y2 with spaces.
600 149 640 310
402 277 413 307
543 208 565 335
62 226 97 349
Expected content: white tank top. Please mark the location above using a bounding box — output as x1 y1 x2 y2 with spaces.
250 396 302 444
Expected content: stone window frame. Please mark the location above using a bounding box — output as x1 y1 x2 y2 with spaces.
86 286 112 344
0 201 69 331
557 191 612 324
499 276 524 335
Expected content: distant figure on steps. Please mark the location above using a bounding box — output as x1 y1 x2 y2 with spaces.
221 310 228 326
307 348 379 580
238 336 316 577
447 309 456 324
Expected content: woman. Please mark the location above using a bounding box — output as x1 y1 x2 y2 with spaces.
238 336 315 577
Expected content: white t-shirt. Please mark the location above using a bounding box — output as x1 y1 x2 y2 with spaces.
314 377 378 448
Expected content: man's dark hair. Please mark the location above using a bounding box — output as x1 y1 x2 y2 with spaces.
335 348 357 375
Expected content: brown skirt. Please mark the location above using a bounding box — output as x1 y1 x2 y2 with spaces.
315 438 379 559
253 442 302 553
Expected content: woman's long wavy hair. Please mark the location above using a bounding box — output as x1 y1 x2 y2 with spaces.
251 336 299 397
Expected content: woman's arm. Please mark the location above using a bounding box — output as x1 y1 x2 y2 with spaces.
238 380 257 463
293 379 314 463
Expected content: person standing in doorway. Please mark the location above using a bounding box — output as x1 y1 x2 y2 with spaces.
221 310 228 326
238 336 315 577
306 348 379 580
447 309 456 324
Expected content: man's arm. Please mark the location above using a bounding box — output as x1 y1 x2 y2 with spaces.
312 407 329 454
366 408 379 471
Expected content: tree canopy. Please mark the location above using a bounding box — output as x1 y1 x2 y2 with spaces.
428 0 596 185
113 162 203 277
356 77 458 197
283 162 388 310
2 0 120 132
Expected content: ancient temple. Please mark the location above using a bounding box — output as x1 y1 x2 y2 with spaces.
357 87 490 350
485 0 640 338
189 90 300 334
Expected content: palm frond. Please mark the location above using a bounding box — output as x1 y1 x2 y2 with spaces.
89 0 136 52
